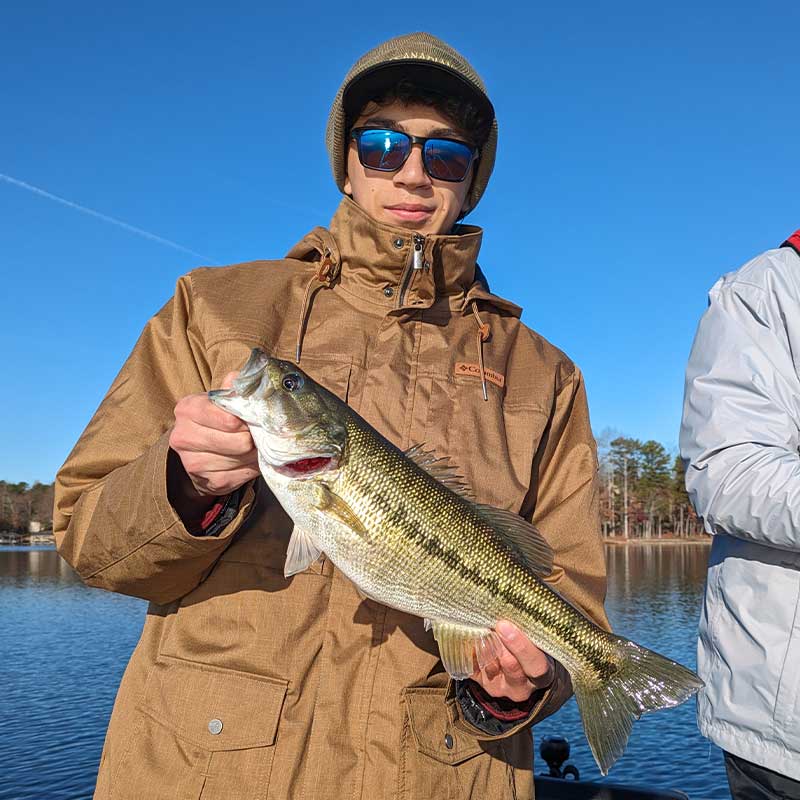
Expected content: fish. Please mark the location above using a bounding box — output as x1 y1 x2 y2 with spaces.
209 348 703 775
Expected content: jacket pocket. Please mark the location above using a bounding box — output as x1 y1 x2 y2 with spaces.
420 374 545 511
111 659 287 800
399 687 522 800
704 539 800 745
772 570 800 742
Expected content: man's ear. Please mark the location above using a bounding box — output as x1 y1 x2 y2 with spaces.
343 175 352 196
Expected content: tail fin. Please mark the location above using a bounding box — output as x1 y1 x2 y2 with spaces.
572 637 704 775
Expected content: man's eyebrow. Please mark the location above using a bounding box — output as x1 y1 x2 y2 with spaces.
426 126 462 138
361 117 408 131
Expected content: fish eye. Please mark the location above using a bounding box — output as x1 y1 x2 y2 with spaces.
282 373 304 392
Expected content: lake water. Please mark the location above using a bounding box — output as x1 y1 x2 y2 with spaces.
0 544 729 800
537 544 728 799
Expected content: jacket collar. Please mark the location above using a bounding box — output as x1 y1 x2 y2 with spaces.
330 196 483 310
287 197 521 317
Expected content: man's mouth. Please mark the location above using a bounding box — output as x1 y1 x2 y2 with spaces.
385 204 435 222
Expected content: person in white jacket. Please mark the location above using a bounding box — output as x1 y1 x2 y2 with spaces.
681 230 800 799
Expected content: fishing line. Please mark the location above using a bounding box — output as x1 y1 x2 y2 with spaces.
0 172 216 263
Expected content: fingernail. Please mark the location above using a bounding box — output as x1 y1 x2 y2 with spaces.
496 621 516 640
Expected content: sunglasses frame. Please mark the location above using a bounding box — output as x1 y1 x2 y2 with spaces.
350 127 478 183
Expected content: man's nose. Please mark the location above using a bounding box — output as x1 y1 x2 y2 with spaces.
393 144 431 189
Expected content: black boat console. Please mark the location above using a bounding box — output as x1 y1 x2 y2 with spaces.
534 736 690 800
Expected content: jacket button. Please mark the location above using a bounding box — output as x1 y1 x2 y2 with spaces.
208 719 223 735
383 286 394 298
444 733 454 749
393 238 404 248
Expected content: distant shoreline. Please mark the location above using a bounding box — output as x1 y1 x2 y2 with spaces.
603 536 710 546
0 532 55 546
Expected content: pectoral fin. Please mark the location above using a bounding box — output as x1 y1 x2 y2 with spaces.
284 526 322 578
311 484 367 537
429 620 502 680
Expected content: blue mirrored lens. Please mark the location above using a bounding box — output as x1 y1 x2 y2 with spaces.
423 139 474 181
357 130 410 171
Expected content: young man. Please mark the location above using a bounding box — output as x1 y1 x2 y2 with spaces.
55 33 608 799
681 231 800 799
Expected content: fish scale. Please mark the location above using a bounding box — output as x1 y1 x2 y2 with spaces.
210 349 703 775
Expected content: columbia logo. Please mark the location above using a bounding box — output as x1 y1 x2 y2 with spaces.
454 363 505 388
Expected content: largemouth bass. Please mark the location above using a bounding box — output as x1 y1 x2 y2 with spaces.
210 349 702 775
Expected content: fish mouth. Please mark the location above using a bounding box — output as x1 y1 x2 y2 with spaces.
208 388 236 401
274 455 338 478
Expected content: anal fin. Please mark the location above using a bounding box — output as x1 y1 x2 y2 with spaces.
429 620 502 680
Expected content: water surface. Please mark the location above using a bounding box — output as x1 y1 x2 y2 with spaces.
1 546 145 800
1 543 728 799
538 543 727 799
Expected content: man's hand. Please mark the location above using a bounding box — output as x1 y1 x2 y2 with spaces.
168 372 260 523
470 620 555 703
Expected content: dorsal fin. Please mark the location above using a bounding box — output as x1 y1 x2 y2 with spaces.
404 443 474 498
475 504 554 577
404 444 552 575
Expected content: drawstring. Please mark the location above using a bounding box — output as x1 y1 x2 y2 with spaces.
296 250 337 362
470 300 491 401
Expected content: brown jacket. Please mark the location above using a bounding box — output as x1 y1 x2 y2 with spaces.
55 197 608 800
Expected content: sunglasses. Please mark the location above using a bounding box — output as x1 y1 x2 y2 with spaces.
350 127 478 183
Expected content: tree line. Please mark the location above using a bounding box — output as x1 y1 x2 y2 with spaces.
0 481 54 534
597 433 705 539
2 436 707 540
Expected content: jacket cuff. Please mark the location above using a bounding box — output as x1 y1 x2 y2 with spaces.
526 660 573 726
453 680 538 738
188 486 247 537
451 661 572 740
151 433 249 543
75 432 256 603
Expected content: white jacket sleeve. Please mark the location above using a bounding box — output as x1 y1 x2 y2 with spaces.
680 249 800 552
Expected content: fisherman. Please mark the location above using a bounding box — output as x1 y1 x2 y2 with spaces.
55 32 609 799
681 230 800 799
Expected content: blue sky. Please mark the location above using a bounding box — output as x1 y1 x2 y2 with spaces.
2 1 798 484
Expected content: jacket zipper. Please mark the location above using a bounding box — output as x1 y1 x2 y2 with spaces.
397 233 425 307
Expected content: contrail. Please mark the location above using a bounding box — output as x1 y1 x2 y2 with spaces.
0 172 216 263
